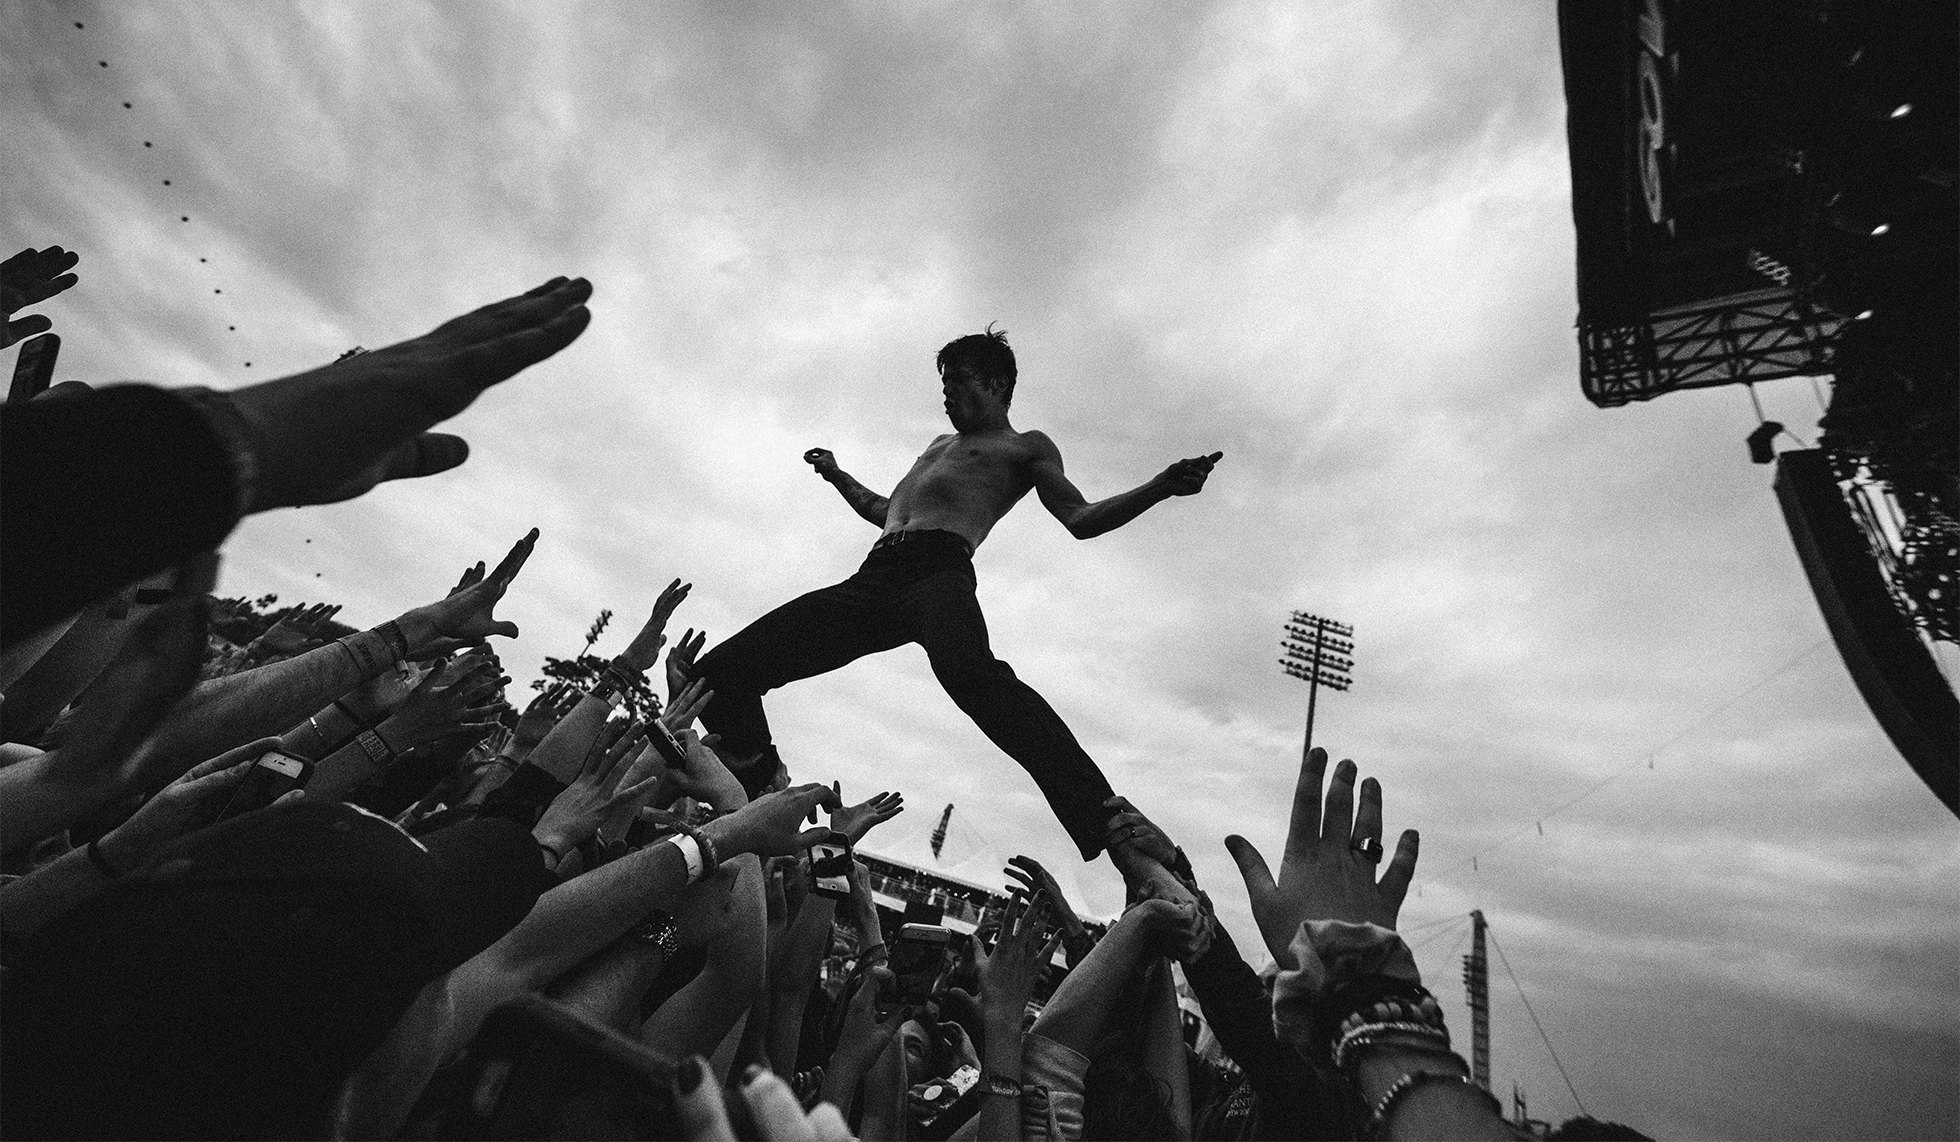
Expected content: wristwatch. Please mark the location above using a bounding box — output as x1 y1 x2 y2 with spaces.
630 908 680 955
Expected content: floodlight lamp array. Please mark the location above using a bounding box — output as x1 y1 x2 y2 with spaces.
1279 661 1353 690
1283 635 1353 659
1288 611 1354 638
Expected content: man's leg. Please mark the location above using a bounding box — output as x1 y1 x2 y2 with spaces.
900 566 1118 861
693 569 907 765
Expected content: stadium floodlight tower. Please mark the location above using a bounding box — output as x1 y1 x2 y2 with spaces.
1280 611 1354 758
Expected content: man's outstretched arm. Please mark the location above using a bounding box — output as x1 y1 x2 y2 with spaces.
803 447 890 527
1029 432 1221 539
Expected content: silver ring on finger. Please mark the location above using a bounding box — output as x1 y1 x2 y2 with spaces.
1349 836 1384 863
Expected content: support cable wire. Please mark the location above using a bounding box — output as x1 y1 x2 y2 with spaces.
1746 382 1814 448
1412 639 1830 896
1417 920 1473 993
1399 912 1470 936
1485 923 1590 1119
1405 914 1468 954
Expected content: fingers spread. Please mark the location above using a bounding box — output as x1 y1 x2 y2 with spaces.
1224 834 1276 897
1321 758 1357 852
1353 776 1383 845
1379 829 1420 914
1284 747 1329 863
490 528 539 586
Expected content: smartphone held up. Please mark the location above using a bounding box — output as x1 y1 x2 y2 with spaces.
215 749 312 822
809 841 853 900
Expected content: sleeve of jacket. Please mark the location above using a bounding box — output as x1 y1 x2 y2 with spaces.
3 385 246 646
1181 921 1293 1103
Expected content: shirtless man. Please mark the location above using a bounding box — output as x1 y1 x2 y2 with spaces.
691 326 1220 888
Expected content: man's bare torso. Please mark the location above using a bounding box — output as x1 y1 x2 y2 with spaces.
883 428 1044 550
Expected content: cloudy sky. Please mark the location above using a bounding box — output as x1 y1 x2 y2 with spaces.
8 2 1955 1136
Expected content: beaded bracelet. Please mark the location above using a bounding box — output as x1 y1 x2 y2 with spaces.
1314 975 1441 1065
1336 994 1449 1041
1367 1071 1498 1138
1334 1021 1455 1071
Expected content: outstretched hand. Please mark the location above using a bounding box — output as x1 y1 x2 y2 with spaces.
95 736 291 870
973 889 1063 1023
1224 746 1419 969
665 628 708 702
836 964 907 1057
225 277 592 511
617 579 691 674
660 677 713 734
1157 451 1223 496
1102 795 1179 870
533 720 658 861
657 729 748 812
1005 854 1086 943
245 603 342 661
393 529 538 655
378 651 505 750
2 246 80 348
707 782 843 861
829 787 904 845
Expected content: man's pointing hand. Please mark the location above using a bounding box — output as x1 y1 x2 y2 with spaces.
1159 451 1223 496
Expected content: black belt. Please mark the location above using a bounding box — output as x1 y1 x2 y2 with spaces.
871 529 973 557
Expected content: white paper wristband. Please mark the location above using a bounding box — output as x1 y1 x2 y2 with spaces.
671 834 705 884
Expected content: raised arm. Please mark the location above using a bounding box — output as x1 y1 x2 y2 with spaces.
1027 432 1222 539
804 447 890 527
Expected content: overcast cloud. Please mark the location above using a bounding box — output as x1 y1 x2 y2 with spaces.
6 2 1955 1137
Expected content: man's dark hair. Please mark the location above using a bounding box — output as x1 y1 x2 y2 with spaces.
936 324 1016 407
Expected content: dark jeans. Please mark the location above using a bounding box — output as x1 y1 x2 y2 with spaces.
694 529 1116 859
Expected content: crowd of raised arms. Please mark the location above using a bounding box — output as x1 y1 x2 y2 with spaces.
2 247 1623 1140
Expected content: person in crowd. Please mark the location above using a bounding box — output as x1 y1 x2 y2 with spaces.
2 258 592 643
680 326 1221 902
2 236 1537 1142
1225 746 1521 1140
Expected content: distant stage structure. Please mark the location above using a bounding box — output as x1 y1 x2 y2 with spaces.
1557 0 1957 813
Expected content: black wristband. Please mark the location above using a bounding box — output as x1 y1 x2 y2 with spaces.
1314 975 1437 1063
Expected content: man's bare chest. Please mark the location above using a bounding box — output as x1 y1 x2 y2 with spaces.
897 435 1032 500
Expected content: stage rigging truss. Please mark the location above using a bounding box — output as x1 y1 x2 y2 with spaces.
1558 0 1957 812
